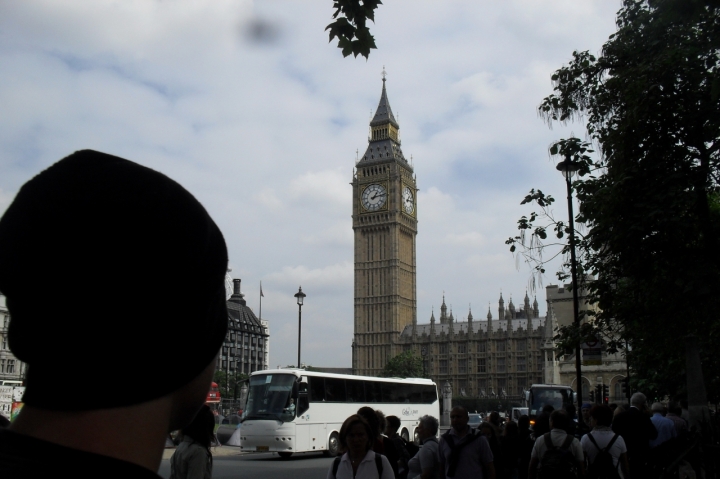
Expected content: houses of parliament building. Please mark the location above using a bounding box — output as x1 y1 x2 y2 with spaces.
351 75 548 398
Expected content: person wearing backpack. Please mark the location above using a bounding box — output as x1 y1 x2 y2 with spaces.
528 410 585 479
438 406 496 479
581 405 629 479
327 415 394 479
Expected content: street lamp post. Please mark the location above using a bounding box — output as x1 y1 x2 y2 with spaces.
421 346 427 378
556 152 583 410
294 286 306 368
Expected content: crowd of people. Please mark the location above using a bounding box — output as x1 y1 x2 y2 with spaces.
328 392 693 479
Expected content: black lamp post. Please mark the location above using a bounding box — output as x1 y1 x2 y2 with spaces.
294 286 306 368
421 346 428 378
556 153 583 410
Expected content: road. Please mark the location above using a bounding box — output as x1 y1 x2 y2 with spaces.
158 451 334 479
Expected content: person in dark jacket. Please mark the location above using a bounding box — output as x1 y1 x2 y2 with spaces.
0 150 229 479
500 421 521 479
517 416 534 479
612 392 658 479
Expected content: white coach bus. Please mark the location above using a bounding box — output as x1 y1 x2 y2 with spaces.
238 369 439 458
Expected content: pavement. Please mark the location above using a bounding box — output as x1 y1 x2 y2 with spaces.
162 445 245 460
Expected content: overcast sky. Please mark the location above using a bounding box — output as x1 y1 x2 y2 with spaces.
0 1 621 369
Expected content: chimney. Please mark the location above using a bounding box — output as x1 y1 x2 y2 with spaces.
233 279 241 295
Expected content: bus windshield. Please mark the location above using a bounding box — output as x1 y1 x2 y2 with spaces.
244 374 297 422
529 387 573 416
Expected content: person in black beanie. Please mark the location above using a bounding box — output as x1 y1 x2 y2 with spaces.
0 150 229 479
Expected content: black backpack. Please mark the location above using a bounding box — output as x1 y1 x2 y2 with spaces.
332 453 383 478
538 433 578 479
586 433 621 479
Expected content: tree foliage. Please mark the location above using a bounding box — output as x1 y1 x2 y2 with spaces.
326 0 382 59
213 370 248 401
510 0 720 401
380 350 424 378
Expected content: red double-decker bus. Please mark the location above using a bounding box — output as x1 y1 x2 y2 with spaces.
206 382 221 405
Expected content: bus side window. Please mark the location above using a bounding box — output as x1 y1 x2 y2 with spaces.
365 381 382 403
297 382 309 416
346 379 365 402
309 377 325 402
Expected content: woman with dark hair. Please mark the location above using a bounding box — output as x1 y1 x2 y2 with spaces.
327 415 394 479
500 421 520 479
170 405 215 479
517 416 534 479
480 422 504 479
357 406 400 478
580 404 630 479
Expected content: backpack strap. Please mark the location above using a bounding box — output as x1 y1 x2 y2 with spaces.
605 434 619 452
375 453 383 477
332 456 341 478
445 429 482 477
587 433 602 452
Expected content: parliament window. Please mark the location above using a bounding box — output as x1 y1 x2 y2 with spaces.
477 342 486 353
458 359 467 374
497 342 506 352
497 357 506 372
457 343 467 354
517 356 526 372
517 339 526 351
439 360 448 375
477 358 486 373
439 344 448 354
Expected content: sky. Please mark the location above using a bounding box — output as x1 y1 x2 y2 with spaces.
0 1 621 369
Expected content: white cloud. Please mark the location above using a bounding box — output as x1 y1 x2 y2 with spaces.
0 0 620 368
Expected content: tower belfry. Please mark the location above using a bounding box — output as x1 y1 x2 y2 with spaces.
352 74 418 376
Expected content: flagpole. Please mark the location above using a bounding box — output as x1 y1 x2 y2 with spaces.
259 281 262 321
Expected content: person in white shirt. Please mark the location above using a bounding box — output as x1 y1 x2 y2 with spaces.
407 415 441 479
581 405 629 479
528 410 585 479
327 414 394 479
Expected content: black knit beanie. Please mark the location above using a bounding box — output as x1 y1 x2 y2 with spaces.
0 150 228 410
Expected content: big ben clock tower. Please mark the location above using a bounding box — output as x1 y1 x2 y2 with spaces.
352 73 418 376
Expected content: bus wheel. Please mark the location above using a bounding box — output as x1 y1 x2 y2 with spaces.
325 432 340 457
401 428 409 442
278 452 293 459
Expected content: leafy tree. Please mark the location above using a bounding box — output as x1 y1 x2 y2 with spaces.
380 350 424 378
213 369 248 401
510 0 720 401
326 0 382 59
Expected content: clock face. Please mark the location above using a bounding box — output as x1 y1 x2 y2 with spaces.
402 186 414 214
361 184 387 211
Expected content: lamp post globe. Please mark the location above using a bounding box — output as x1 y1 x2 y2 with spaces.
294 286 306 368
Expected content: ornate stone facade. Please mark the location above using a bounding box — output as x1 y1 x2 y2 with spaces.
217 279 269 375
352 77 418 376
0 293 26 383
545 283 628 403
400 293 547 399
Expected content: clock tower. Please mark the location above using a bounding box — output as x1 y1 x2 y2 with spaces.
352 75 418 376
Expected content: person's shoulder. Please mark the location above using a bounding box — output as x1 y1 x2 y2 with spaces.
0 429 161 479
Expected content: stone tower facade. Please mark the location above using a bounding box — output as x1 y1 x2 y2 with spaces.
352 77 418 376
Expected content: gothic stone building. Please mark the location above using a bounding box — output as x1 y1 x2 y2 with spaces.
217 279 269 376
399 293 547 399
352 75 418 376
545 283 628 403
0 293 25 384
351 77 548 396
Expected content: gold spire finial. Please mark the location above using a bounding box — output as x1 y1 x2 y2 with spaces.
382 66 387 82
